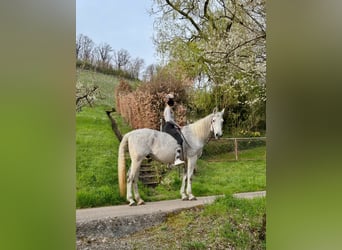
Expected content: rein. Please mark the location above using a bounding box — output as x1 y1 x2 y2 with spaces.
176 127 192 148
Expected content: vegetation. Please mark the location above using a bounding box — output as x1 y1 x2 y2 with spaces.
76 33 145 80
93 195 266 249
76 68 140 111
76 104 265 208
76 106 131 207
115 64 191 130
141 195 265 249
151 0 266 133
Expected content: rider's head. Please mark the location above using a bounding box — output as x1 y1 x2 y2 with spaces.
166 93 175 106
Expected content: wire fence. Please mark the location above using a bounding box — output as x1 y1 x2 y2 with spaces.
202 137 266 161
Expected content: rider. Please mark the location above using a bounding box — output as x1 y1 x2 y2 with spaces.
163 93 185 166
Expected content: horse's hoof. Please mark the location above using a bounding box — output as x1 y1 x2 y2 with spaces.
182 196 189 201
189 195 197 201
128 201 136 206
137 199 145 205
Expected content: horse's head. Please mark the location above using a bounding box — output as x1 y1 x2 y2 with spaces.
211 108 225 139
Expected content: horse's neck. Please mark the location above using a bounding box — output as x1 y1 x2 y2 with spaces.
187 114 213 143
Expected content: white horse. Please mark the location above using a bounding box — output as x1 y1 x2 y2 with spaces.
118 108 225 206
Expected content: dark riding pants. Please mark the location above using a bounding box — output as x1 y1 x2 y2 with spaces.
163 122 183 146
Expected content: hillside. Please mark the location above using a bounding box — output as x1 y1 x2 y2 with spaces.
76 69 140 108
76 69 133 207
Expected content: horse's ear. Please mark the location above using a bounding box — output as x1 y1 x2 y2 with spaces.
213 107 218 114
221 108 225 114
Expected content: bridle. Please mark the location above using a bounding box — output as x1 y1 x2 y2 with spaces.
209 117 219 142
210 117 218 139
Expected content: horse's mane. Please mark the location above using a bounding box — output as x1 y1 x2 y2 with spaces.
187 114 213 142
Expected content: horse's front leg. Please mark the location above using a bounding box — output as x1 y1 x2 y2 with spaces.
186 157 197 200
180 164 188 200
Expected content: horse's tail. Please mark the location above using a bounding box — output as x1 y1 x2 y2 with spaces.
118 132 129 197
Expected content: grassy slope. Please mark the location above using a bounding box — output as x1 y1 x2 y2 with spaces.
76 69 132 207
76 106 131 207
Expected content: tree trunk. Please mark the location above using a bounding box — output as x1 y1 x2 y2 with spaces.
105 108 123 142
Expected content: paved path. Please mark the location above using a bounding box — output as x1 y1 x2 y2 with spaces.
233 190 266 199
77 191 266 240
77 191 266 223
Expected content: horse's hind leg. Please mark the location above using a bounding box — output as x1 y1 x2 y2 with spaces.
126 166 135 206
126 159 140 206
127 158 144 206
133 167 144 205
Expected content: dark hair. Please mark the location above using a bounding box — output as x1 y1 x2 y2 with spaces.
167 99 174 106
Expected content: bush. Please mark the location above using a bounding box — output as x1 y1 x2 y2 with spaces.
115 65 191 130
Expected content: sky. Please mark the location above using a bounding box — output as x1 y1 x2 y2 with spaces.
76 0 157 67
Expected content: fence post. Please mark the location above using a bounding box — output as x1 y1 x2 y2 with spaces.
234 138 238 161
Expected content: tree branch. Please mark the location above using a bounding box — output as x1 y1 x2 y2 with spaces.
239 4 266 34
165 0 202 35
227 34 266 57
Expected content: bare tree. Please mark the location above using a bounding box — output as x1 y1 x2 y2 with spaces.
76 83 99 112
113 49 131 70
76 34 83 60
127 57 145 79
143 64 158 82
77 34 95 63
95 42 113 68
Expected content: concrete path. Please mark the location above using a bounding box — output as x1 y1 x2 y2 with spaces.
233 190 266 199
76 191 266 239
77 191 265 223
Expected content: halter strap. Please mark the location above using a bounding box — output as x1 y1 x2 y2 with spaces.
210 117 218 139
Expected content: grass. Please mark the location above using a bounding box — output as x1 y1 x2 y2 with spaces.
76 105 132 207
135 145 266 203
76 104 266 207
121 195 266 249
76 68 140 108
77 69 118 108
76 69 129 207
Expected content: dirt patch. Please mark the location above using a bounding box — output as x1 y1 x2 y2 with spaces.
76 207 203 250
77 212 168 239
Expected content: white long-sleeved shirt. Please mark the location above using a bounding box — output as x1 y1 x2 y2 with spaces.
164 105 175 123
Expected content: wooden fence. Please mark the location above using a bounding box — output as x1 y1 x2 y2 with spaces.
220 137 266 160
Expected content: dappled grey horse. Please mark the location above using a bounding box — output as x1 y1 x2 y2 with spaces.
118 108 225 206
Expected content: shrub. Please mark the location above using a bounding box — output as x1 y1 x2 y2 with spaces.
115 65 191 130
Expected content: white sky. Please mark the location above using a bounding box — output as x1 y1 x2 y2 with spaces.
76 0 157 67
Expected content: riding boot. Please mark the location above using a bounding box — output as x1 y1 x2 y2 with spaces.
173 145 184 166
